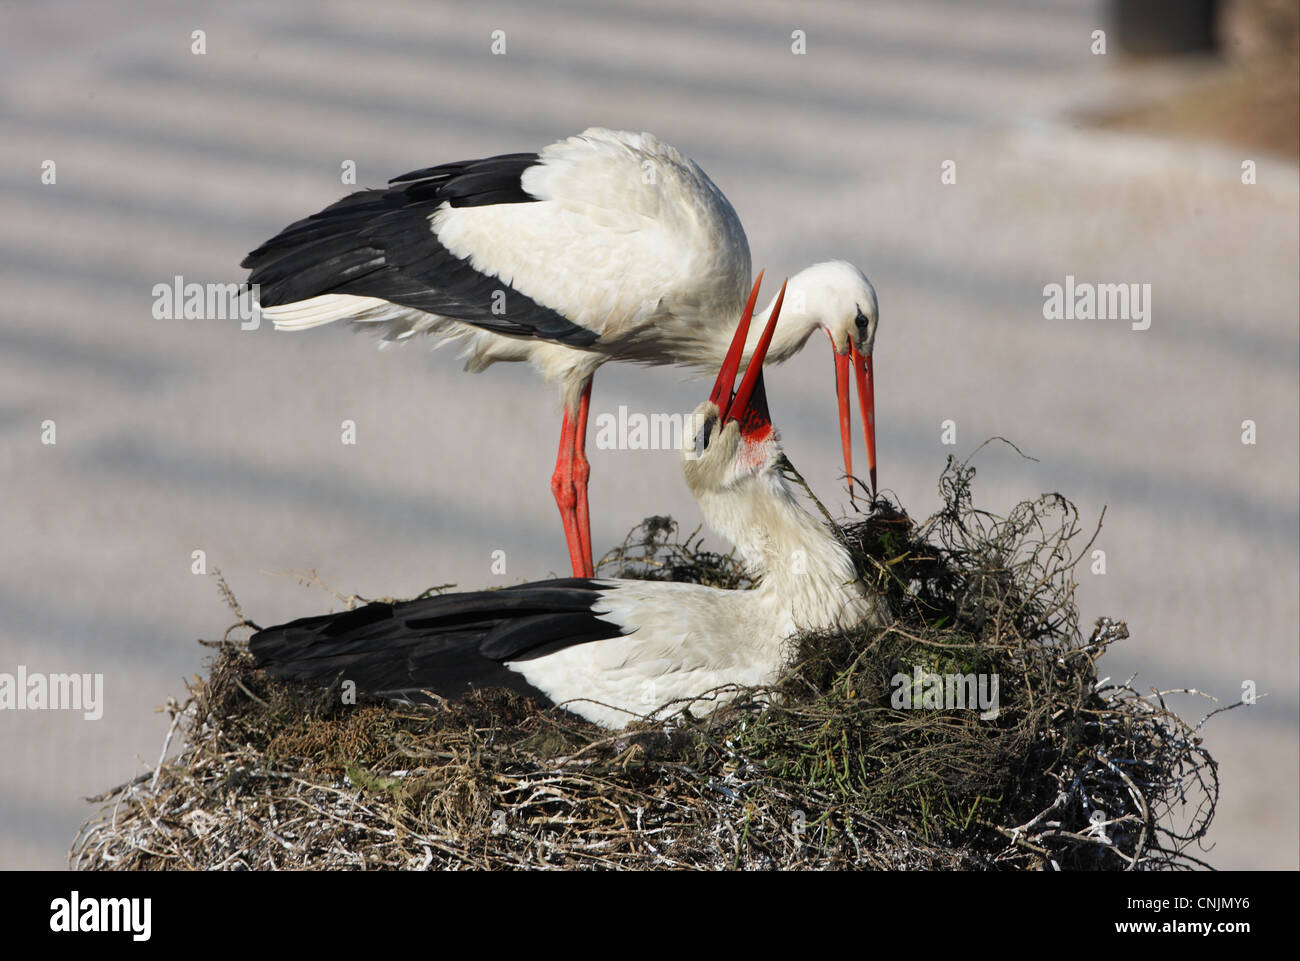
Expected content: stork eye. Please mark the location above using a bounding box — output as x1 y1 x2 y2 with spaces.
854 308 871 336
694 418 714 458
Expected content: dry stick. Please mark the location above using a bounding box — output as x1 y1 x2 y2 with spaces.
84 771 151 803
150 705 184 791
776 453 842 536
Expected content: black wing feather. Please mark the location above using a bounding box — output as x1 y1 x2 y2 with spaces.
249 578 626 705
242 151 599 347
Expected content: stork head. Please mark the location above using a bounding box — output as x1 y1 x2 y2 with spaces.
786 261 879 502
683 274 786 496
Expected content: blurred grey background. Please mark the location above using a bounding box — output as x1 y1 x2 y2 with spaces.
1 0 1296 869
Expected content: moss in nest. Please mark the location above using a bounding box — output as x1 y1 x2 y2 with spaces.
71 447 1229 870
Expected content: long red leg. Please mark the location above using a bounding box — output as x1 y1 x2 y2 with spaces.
572 379 594 577
550 378 595 578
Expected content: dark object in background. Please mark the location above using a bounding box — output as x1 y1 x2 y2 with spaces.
1110 0 1218 56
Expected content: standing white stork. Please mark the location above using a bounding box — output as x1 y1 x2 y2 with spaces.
243 127 879 578
249 277 890 729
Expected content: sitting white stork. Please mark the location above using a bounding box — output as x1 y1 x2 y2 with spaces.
242 128 880 578
249 277 891 729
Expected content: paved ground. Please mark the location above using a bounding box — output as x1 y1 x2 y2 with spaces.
1 0 1295 869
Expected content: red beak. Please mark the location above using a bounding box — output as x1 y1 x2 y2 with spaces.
832 339 877 501
710 270 763 415
854 345 877 497
711 273 787 440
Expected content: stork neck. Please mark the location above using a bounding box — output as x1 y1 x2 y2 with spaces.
694 469 884 633
742 296 820 366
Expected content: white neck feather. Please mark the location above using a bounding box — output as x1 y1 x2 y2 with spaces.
694 468 887 635
741 295 822 366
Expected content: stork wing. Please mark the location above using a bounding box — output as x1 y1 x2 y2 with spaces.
241 153 600 346
248 578 626 704
242 129 751 354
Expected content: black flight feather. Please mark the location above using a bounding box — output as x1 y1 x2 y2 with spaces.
242 151 599 347
249 578 626 705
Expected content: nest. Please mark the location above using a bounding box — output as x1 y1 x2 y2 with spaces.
71 445 1229 870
